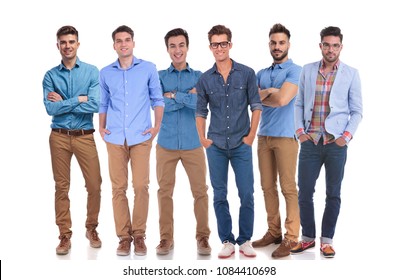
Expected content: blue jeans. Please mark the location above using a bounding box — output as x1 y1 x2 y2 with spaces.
298 139 347 243
206 143 254 245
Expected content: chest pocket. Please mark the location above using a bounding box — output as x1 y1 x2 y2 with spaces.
207 89 221 108
232 85 248 109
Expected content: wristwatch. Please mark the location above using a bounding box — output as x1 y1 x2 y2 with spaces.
171 90 176 99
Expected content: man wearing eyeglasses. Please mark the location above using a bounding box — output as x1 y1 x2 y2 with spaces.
196 25 262 259
251 23 301 258
293 26 363 258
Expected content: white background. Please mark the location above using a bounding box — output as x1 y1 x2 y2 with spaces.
1 0 397 279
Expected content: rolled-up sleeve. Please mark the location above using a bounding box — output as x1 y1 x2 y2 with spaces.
195 77 209 119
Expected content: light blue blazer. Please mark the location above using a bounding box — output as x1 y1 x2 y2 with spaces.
294 60 363 140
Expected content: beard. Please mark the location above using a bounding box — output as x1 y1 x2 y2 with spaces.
322 52 339 64
271 50 288 63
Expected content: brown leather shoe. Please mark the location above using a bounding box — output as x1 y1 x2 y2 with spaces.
133 236 147 256
156 239 174 255
117 238 132 256
290 240 315 254
320 243 335 258
271 238 298 258
86 229 102 248
197 237 211 255
56 235 71 255
252 232 282 248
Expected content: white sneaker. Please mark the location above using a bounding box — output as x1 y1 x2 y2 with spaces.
218 241 235 258
239 241 256 257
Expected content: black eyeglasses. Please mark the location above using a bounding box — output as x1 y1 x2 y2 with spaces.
210 41 230 49
321 42 341 51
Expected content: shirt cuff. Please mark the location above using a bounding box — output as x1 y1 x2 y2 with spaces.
342 131 352 143
295 128 305 138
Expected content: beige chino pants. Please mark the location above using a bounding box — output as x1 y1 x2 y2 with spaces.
49 131 102 238
257 136 300 241
106 140 152 239
156 145 210 241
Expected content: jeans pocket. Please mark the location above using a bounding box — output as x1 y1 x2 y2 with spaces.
333 141 347 148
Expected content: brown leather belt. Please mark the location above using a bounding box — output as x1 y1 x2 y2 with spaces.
52 128 95 136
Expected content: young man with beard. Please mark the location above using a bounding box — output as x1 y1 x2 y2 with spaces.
292 26 362 258
251 23 301 258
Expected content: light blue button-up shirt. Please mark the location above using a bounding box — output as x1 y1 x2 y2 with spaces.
42 57 100 129
99 57 164 146
257 59 302 138
157 63 202 150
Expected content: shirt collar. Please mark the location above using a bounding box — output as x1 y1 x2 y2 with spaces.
271 58 293 70
58 57 81 70
167 62 192 73
112 56 142 70
210 59 239 74
320 59 340 71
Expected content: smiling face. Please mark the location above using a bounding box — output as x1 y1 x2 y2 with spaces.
57 34 80 62
209 34 232 63
113 31 135 59
167 35 188 70
269 32 290 63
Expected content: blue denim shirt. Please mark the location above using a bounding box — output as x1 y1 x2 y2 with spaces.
42 57 100 129
157 63 202 150
99 57 164 146
196 60 262 150
257 59 302 138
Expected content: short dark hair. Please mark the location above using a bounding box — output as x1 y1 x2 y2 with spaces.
208 25 232 43
56 25 78 40
320 26 343 42
269 23 290 40
112 25 134 42
164 28 189 48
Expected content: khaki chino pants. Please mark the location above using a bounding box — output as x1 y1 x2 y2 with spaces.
156 145 210 241
257 136 300 241
49 131 102 238
106 140 152 239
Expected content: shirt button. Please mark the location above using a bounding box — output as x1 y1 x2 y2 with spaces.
227 116 229 118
